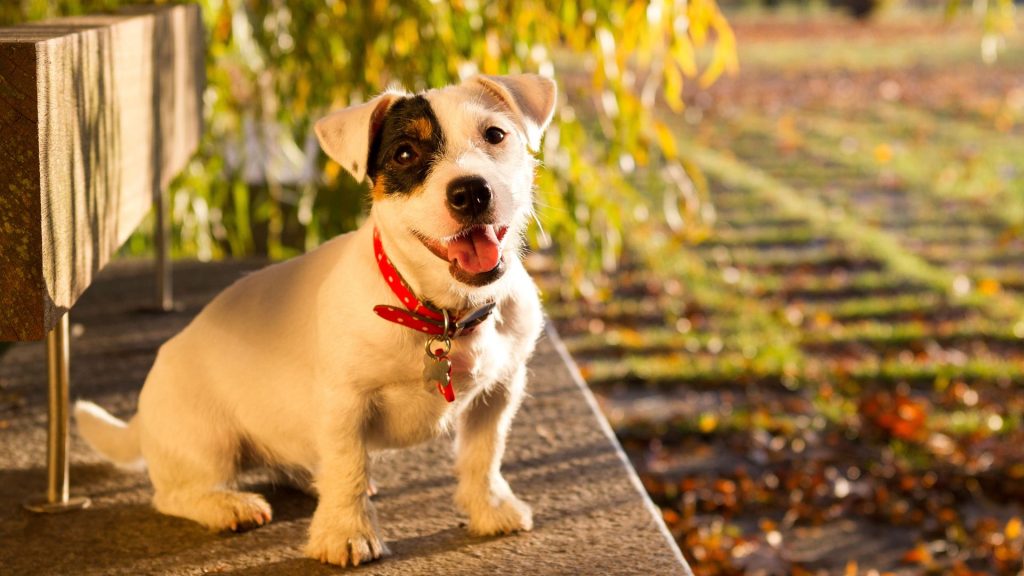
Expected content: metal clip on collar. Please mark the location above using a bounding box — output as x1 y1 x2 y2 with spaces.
425 309 452 359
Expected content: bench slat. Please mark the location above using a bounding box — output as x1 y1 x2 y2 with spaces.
0 5 204 341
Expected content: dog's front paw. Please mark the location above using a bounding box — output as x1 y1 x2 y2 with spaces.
305 517 387 567
466 494 533 536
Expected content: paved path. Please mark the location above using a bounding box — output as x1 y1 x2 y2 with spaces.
0 260 689 575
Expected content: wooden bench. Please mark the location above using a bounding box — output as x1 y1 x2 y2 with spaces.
0 4 204 512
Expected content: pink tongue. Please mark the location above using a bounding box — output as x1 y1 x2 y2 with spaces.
448 226 502 274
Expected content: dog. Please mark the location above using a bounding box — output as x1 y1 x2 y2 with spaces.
74 73 557 567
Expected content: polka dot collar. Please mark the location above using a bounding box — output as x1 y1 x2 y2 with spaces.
372 227 495 337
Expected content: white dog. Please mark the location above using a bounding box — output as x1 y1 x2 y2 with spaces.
75 73 557 567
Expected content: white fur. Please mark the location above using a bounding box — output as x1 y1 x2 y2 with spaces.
76 74 557 568
73 401 142 468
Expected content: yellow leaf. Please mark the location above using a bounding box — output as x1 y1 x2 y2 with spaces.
634 147 649 167
663 62 684 113
699 51 726 89
814 311 832 328
621 329 644 347
698 13 738 88
671 39 698 77
654 121 679 160
591 62 606 93
978 278 1001 295
698 413 718 433
621 0 646 64
874 143 893 164
483 29 501 75
1007 517 1022 539
324 160 341 184
688 0 709 46
578 365 592 381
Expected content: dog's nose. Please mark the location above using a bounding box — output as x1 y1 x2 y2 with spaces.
446 176 492 220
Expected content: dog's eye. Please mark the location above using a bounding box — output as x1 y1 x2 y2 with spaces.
393 145 418 166
484 127 506 145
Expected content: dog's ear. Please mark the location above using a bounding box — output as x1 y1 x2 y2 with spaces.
470 74 557 151
315 91 402 183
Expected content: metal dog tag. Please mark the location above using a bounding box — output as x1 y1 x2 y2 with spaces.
422 346 455 402
423 354 451 383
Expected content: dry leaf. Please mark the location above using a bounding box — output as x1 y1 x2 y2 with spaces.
874 143 893 164
1006 517 1022 540
902 543 932 565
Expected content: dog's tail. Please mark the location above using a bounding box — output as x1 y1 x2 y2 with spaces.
74 401 143 467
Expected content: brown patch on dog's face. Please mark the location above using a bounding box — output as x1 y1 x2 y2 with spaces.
371 174 389 201
410 117 433 140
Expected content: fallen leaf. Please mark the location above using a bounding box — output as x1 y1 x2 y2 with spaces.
874 143 893 164
699 413 719 433
663 508 681 526
1006 517 1022 540
814 311 832 328
902 543 932 565
978 278 1001 296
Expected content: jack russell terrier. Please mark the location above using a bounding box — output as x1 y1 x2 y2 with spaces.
75 73 557 567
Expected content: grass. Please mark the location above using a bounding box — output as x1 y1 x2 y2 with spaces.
736 31 989 70
679 137 1024 316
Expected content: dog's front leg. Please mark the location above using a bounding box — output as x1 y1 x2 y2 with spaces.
454 367 533 535
305 393 386 567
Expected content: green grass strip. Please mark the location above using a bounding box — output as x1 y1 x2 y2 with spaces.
676 139 1024 324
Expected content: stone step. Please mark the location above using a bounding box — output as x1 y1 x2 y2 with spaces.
0 259 693 575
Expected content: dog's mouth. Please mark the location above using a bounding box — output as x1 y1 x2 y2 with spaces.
415 225 510 285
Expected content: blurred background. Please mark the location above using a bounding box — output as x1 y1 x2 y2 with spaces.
3 0 1023 573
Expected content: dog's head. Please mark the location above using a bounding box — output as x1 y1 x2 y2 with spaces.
315 74 556 290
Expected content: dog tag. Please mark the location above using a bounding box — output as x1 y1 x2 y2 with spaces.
422 352 455 402
423 355 451 383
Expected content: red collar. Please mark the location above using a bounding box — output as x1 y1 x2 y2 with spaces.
372 227 494 337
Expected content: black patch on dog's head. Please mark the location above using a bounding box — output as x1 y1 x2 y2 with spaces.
367 96 445 196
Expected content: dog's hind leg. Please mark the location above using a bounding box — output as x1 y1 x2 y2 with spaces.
139 407 272 532
454 367 533 535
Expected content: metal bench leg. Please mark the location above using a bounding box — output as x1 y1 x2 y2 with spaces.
155 187 174 312
23 313 91 513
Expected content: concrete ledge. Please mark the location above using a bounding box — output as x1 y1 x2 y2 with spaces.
0 259 691 575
